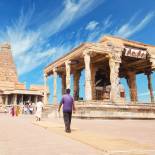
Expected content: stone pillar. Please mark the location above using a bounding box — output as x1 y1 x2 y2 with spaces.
84 51 92 100
53 68 57 104
21 95 23 104
44 73 48 105
146 72 154 103
13 94 17 105
60 73 66 95
127 71 137 102
5 95 8 106
35 96 38 104
73 70 81 100
29 95 32 102
65 60 71 89
109 57 120 103
91 63 96 100
0 95 3 105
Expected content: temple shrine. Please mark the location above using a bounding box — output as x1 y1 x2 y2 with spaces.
0 44 46 106
44 35 155 105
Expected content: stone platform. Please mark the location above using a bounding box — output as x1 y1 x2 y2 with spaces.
44 101 155 120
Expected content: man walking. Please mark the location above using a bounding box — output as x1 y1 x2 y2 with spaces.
58 89 75 133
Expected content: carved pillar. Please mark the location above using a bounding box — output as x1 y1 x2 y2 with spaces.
127 71 137 102
84 51 92 100
73 70 81 100
44 73 48 105
150 56 155 69
21 95 23 104
5 95 8 106
13 94 17 105
109 57 120 103
146 72 154 103
91 63 96 100
65 61 71 89
53 68 57 104
35 96 38 104
29 95 32 102
60 73 66 95
0 95 3 105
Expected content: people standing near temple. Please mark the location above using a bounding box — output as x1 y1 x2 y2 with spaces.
29 102 34 114
16 105 20 116
35 99 43 121
11 105 15 117
58 89 75 133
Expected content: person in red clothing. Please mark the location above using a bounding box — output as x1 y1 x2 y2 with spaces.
11 105 15 116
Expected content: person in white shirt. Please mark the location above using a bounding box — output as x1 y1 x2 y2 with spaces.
35 99 43 121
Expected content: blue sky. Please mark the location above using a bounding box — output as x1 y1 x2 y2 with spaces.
0 0 155 103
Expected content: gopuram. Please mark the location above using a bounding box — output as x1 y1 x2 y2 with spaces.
0 44 47 106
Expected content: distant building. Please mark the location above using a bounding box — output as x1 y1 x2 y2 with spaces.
0 44 48 106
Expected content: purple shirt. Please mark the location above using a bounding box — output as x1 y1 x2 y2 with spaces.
61 94 74 112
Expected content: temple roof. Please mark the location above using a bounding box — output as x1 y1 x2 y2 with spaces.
44 35 155 75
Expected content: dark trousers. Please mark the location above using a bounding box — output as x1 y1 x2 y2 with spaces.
63 111 72 132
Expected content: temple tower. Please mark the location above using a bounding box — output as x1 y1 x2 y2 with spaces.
0 44 18 90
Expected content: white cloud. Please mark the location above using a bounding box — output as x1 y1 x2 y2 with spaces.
86 15 112 41
85 21 99 31
114 12 155 38
0 0 104 75
39 0 104 38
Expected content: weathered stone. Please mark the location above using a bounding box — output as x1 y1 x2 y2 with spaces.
44 35 155 104
73 70 81 100
84 51 92 100
127 71 137 102
109 56 120 103
53 68 57 104
65 60 71 89
0 43 45 105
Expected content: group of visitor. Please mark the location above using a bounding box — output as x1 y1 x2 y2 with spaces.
10 105 20 117
9 103 34 116
6 89 75 133
23 102 35 114
8 99 44 122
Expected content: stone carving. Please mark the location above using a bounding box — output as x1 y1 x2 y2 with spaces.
44 73 48 104
73 70 81 100
53 67 58 104
150 56 155 69
146 72 154 103
83 51 92 100
126 71 137 102
109 57 120 102
0 44 18 86
65 60 71 89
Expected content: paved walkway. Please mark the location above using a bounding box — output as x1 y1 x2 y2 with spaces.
37 116 155 155
1 113 155 155
0 114 104 155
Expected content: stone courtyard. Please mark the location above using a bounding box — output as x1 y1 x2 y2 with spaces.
1 113 155 155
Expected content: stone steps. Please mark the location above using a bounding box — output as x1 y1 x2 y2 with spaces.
43 103 155 119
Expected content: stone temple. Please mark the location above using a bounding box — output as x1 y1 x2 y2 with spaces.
43 35 155 119
0 43 45 106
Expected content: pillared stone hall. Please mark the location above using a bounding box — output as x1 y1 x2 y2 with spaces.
44 35 155 105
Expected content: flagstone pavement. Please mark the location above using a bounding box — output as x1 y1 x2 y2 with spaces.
1 113 155 155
